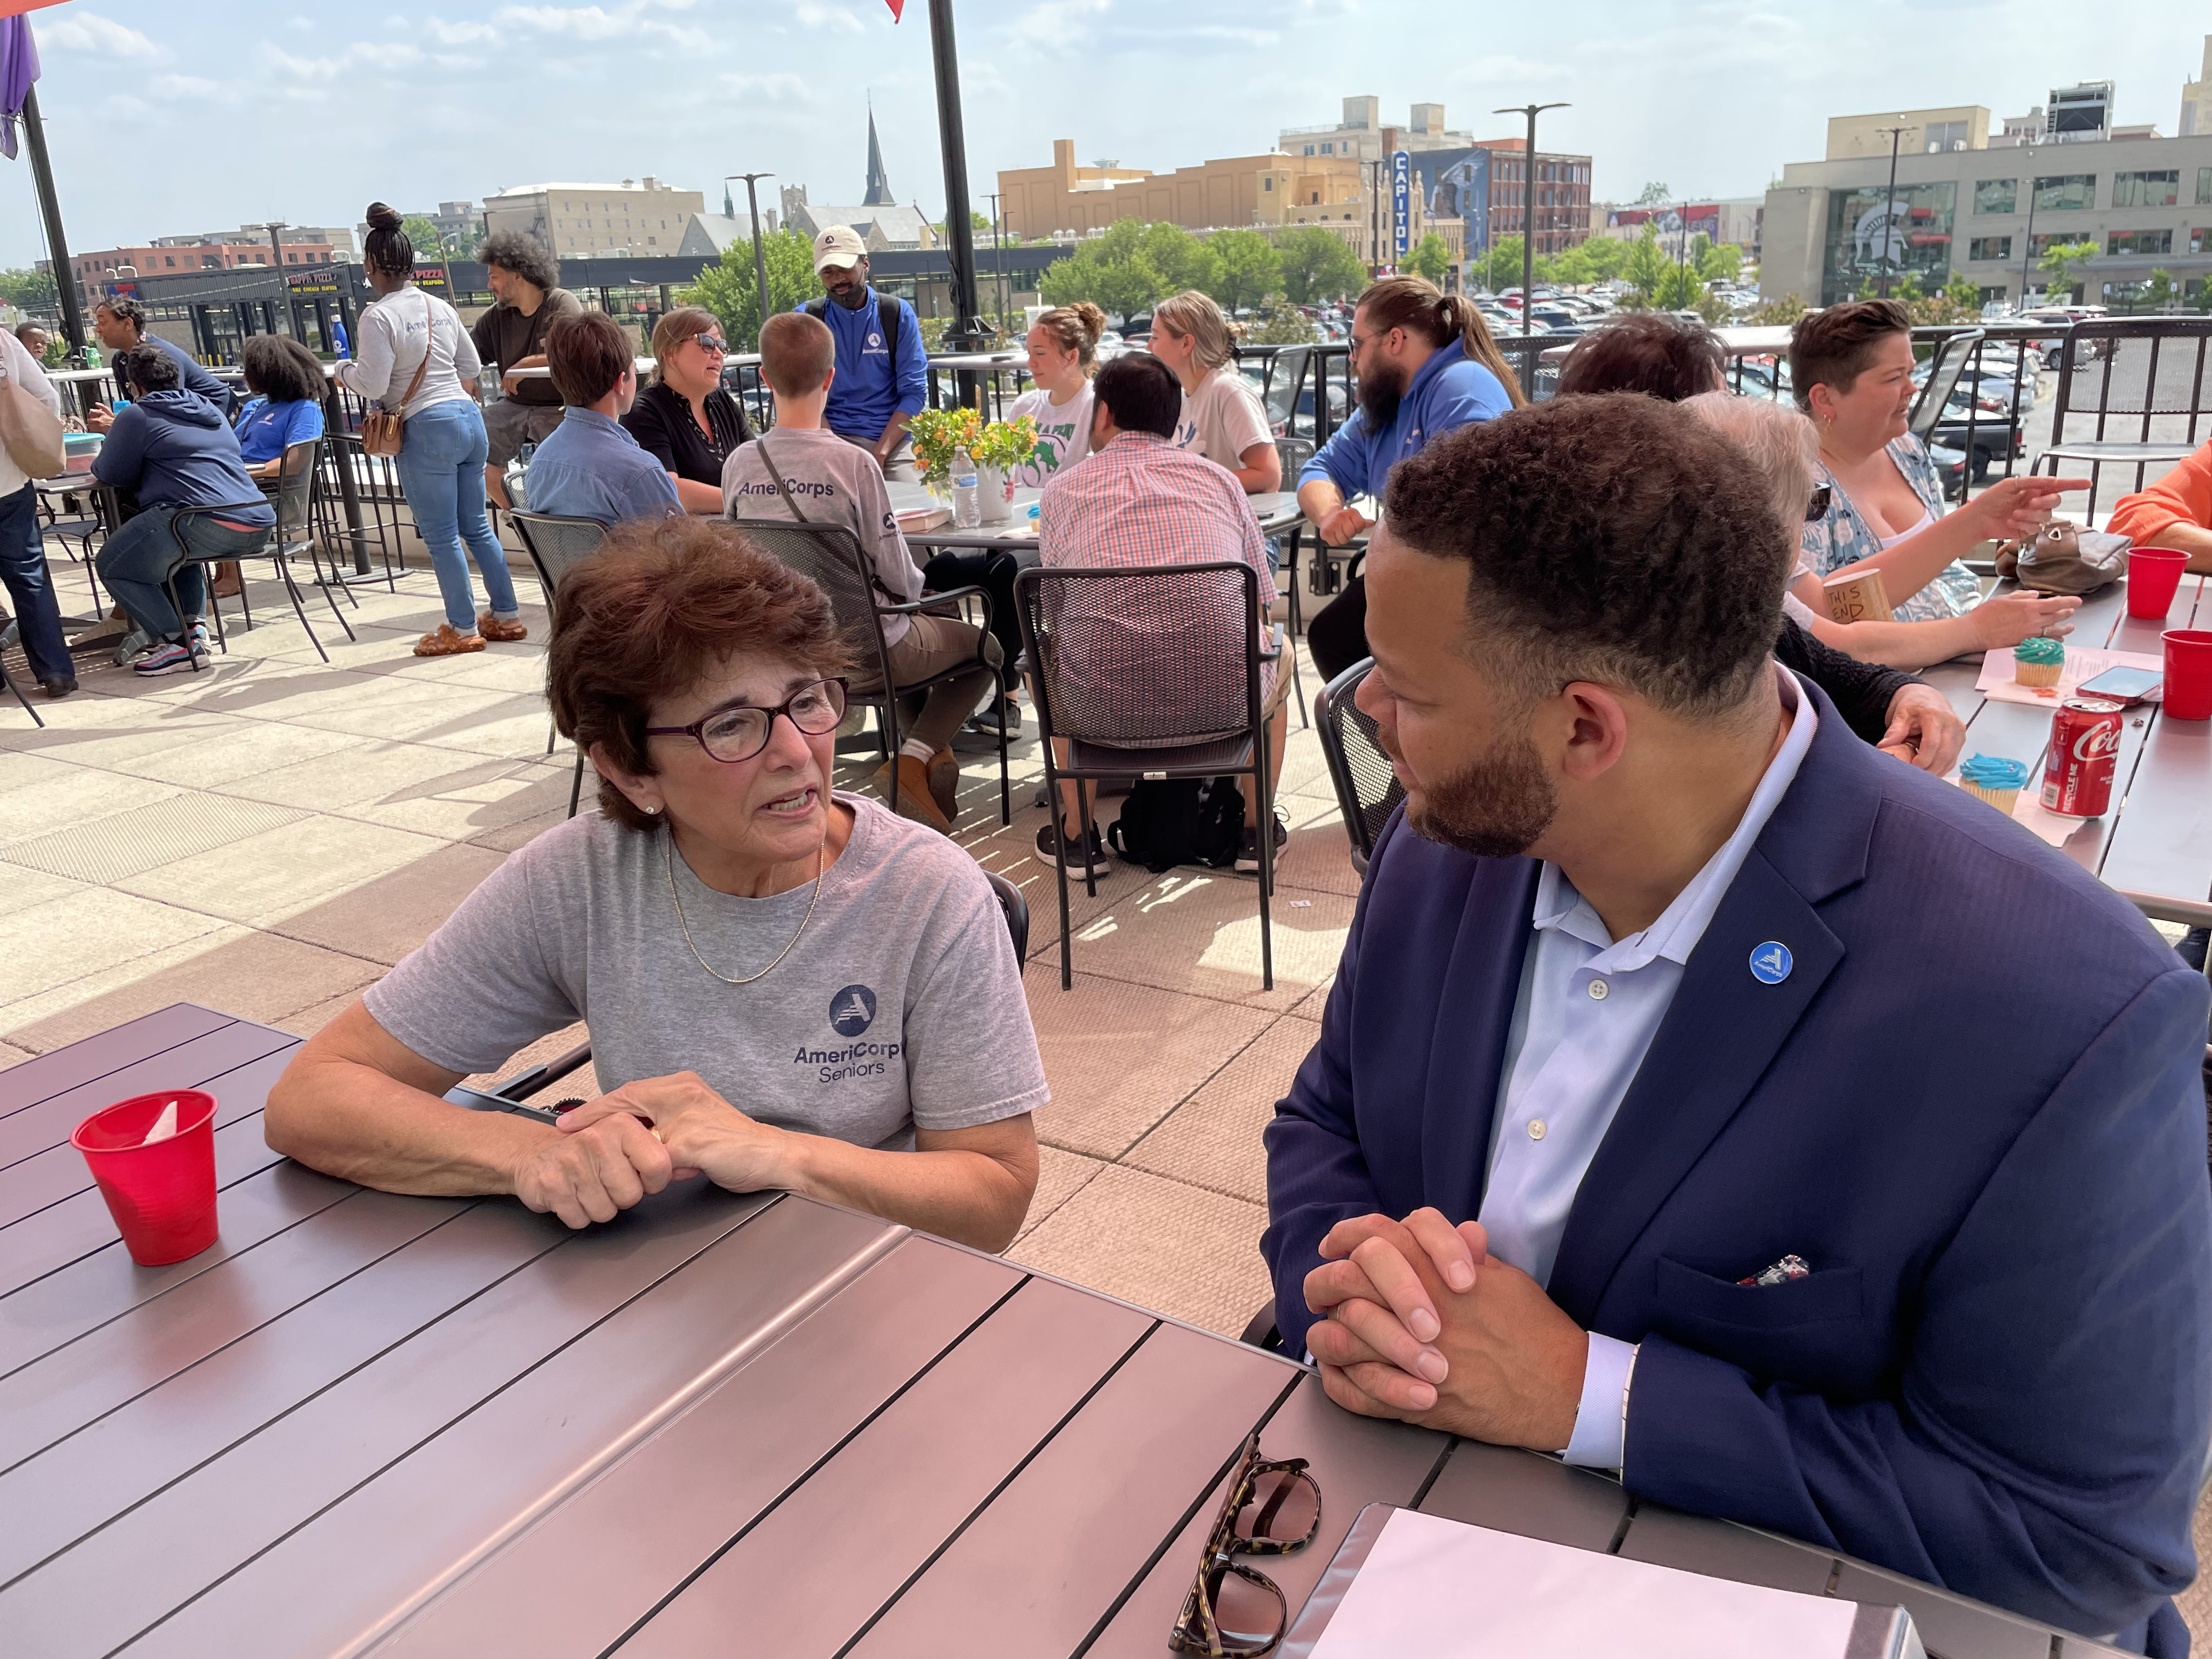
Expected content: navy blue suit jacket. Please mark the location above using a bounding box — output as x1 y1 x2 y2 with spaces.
1262 683 2212 1649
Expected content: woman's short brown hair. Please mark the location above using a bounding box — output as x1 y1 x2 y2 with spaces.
1555 313 1725 403
547 517 850 830
1787 300 1912 413
547 309 634 407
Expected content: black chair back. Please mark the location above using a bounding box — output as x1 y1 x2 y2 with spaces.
984 870 1029 961
1274 436 1316 481
1017 562 1262 751
508 512 611 606
1314 657 1403 874
1908 328 1985 445
273 436 319 549
1260 347 1312 436
728 518 899 695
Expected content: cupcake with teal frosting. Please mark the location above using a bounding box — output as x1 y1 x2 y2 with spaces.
2013 634 2066 688
1958 754 2031 812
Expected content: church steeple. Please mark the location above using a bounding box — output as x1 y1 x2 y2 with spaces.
863 103 894 207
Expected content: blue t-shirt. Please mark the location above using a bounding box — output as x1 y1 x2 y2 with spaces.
792 287 928 443
234 397 325 464
1299 339 1512 501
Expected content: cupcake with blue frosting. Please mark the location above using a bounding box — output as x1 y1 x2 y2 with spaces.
1958 754 2031 812
2013 635 2066 688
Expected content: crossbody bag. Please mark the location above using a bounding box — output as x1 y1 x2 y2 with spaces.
361 291 435 458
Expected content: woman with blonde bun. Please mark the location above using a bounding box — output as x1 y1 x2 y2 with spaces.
1003 302 1105 486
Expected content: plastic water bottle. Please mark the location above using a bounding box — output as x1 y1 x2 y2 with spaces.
951 447 980 528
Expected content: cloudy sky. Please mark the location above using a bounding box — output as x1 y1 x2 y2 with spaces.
3 0 2208 269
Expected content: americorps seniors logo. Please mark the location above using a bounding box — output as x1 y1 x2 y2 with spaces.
830 985 878 1036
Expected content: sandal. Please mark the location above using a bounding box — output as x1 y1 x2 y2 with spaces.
477 612 528 643
414 623 487 657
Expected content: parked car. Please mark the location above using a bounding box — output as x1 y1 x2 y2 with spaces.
1925 405 2023 479
1927 441 1970 501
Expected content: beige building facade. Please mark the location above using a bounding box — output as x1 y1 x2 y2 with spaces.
480 177 706 256
1826 107 1991 161
998 139 1364 241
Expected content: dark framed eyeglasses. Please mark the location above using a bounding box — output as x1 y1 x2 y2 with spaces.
644 678 848 764
1804 483 1832 523
1168 1433 1321 1658
693 334 728 355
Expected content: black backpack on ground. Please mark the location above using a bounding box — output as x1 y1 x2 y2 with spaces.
1109 777 1245 873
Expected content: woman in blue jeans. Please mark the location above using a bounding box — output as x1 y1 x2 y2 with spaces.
336 204 523 657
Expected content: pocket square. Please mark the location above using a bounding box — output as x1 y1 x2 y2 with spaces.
1738 1254 1812 1286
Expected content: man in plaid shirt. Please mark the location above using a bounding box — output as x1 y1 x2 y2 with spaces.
1035 353 1295 874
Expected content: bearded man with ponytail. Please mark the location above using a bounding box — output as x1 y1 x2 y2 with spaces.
1300 276 1522 680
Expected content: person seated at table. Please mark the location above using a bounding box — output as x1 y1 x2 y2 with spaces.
91 342 273 676
1791 301 2087 622
1298 275 1520 682
84 296 233 426
1036 352 1291 874
1261 392 2212 1657
2108 433 2212 574
621 304 753 515
13 321 49 362
724 311 998 836
264 516 1046 1252
522 311 682 527
1151 289 1281 498
232 335 326 482
798 225 928 482
1558 313 2084 678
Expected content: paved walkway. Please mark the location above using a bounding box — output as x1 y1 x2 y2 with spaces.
7 543 2209 1643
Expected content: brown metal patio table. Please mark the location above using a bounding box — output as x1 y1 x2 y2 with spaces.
0 1005 2134 1657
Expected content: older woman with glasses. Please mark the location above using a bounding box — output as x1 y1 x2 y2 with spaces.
266 517 1046 1250
622 305 754 514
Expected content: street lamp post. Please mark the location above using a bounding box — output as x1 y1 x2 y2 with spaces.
1494 101 1568 397
984 190 1009 334
1874 120 1909 298
2018 144 2040 308
724 173 775 346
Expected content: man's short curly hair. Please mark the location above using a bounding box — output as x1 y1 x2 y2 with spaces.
1555 312 1725 402
479 230 560 295
1381 394 1789 721
546 517 850 829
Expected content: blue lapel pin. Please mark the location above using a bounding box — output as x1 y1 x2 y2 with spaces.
1749 941 1793 985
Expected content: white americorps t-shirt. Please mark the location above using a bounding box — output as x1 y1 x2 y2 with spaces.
1173 368 1273 476
1006 380 1096 488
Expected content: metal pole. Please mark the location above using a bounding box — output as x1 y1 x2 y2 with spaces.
2019 145 2039 308
20 85 87 356
1496 101 1568 397
1875 121 1905 298
985 191 1008 334
725 173 774 345
926 0 988 388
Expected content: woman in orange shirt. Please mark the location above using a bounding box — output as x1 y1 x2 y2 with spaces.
2108 438 2212 572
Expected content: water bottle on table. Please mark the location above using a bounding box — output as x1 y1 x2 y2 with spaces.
952 447 980 529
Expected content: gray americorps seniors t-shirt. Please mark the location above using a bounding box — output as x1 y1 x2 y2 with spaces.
364 794 1047 1150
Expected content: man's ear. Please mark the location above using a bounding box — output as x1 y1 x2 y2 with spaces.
821 365 836 395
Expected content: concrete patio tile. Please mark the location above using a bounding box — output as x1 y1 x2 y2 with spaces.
1009 1164 1273 1338
125 720 366 789
0 867 93 912
1285 975 1336 1024
0 1039 33 1070
6 931 385 1053
1268 800 1365 900
1015 1144 1108 1244
269 839 509 965
1052 871 1355 1012
137 660 436 724
432 647 556 696
1122 1019 1320 1205
1022 964 1273 1159
342 760 577 840
459 1019 596 1101
468 804 574 854
0 894 247 1040
0 754 180 844
117 812 453 928
1 701 246 772
275 992 367 1040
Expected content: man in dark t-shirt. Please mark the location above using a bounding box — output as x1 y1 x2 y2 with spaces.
471 231 580 507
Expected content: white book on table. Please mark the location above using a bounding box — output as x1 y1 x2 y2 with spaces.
1287 1504 1923 1659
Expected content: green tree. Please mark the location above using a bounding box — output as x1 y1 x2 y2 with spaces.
1746 292 1811 326
1696 239 1743 285
1272 226 1366 304
400 216 444 256
2036 239 2098 302
1245 306 1321 345
1139 221 1221 297
1620 223 1669 302
1943 270 1982 311
1637 182 1671 206
2146 267 2177 311
0 266 60 312
1207 228 1283 313
1480 235 1526 294
679 227 818 351
1407 232 1451 285
1039 221 1166 317
1652 260 1702 311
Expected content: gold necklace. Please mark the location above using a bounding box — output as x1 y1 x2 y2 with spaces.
664 831 824 986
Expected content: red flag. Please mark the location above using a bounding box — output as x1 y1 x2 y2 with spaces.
884 0 904 16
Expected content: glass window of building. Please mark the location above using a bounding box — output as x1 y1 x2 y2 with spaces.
2200 168 2212 206
1967 235 2012 261
2192 227 2212 253
2108 229 2174 256
2032 175 2097 211
1925 120 1971 151
1973 179 2017 216
1820 180 1955 306
2112 170 2180 208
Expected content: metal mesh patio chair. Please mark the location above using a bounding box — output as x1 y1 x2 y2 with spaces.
161 436 346 668
509 511 610 818
1313 657 1403 876
1907 328 1985 446
732 517 1011 828
1017 560 1277 991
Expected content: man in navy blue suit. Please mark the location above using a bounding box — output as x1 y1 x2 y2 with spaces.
1261 394 2212 1653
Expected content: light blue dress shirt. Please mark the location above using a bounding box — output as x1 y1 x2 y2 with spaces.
524 407 682 527
1478 669 1818 1470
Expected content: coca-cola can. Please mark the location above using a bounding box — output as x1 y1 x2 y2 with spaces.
2041 697 2125 817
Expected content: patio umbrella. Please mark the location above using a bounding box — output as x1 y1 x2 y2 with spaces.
0 14 40 161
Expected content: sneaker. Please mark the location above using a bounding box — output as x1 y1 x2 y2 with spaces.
133 641 201 677
112 627 154 667
1035 820 1104 873
186 621 211 656
966 696 1022 738
1235 816 1289 874
38 676 78 699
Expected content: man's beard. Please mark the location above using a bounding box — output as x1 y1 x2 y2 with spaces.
1357 358 1410 428
1400 726 1558 860
830 283 869 309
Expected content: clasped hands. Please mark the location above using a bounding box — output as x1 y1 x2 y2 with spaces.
1304 1208 1589 1451
509 1070 789 1229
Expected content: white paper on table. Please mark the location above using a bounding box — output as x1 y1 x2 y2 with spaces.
1972 644 2164 708
142 1100 179 1145
1305 1508 1860 1659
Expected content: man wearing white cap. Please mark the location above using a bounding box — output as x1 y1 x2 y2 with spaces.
797 226 928 483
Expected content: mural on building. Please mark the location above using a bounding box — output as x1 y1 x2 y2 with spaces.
1407 147 1491 253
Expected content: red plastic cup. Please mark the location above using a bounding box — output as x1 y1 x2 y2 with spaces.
2127 547 2191 619
70 1090 220 1265
2164 630 2212 721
